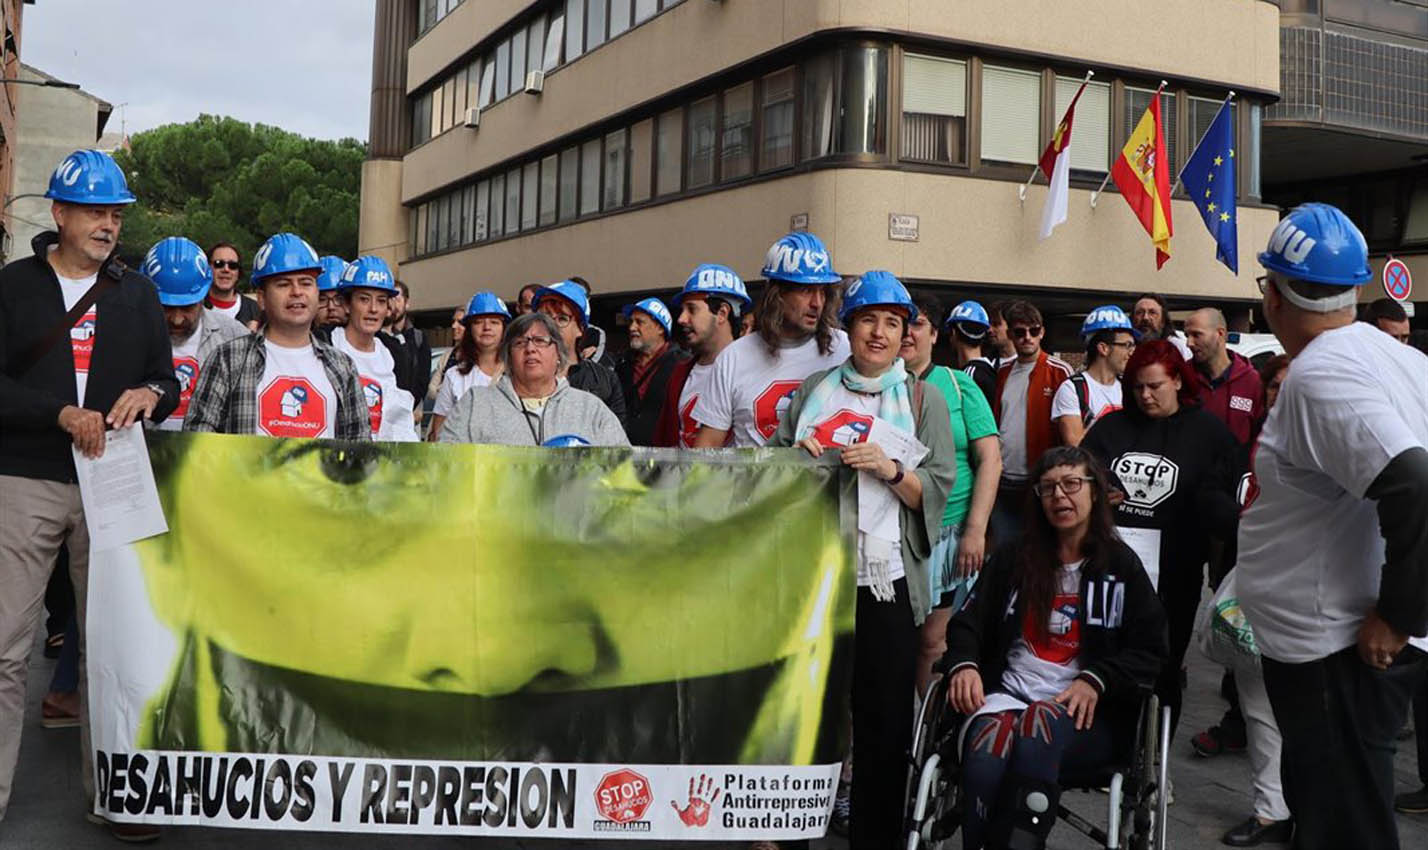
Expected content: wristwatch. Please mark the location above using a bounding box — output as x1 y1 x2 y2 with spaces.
886 458 905 485
144 383 167 399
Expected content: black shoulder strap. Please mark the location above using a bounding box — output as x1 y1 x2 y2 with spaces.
1070 373 1092 425
5 259 127 380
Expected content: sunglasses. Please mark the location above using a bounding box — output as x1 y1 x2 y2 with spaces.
211 260 241 271
1010 325 1043 339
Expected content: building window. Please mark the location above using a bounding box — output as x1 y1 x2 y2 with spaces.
559 146 580 221
604 128 627 209
430 84 445 139
721 82 754 180
465 61 480 115
495 39 511 101
521 161 540 231
586 0 607 53
566 0 584 61
526 17 545 78
1247 102 1261 199
510 28 527 94
656 107 682 196
427 197 443 252
540 154 558 226
1054 75 1110 173
803 45 889 160
1123 87 1177 175
980 65 1040 165
630 118 653 202
411 204 426 255
478 60 495 109
475 180 490 241
412 92 432 147
761 67 795 171
446 192 462 247
489 173 505 235
543 12 565 70
635 0 657 24
444 75 461 131
687 96 717 188
460 185 474 244
417 0 463 37
505 167 522 235
610 0 630 38
580 139 602 215
901 54 966 164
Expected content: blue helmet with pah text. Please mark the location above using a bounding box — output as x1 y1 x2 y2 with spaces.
339 256 398 293
676 263 752 314
317 256 348 292
143 237 212 307
464 291 511 319
252 233 322 286
531 280 591 328
622 297 673 336
761 231 841 285
838 270 918 325
1080 305 1138 340
45 149 137 206
541 434 591 448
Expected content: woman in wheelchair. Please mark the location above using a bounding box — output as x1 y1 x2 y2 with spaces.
942 446 1168 850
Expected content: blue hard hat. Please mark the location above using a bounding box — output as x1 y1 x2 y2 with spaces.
947 300 990 330
339 255 398 293
1080 305 1138 340
838 270 918 325
463 291 511 319
622 297 673 336
1257 203 1371 287
252 233 322 286
142 237 212 307
531 280 590 327
541 434 591 448
44 149 136 206
761 231 840 285
317 256 347 292
676 263 753 314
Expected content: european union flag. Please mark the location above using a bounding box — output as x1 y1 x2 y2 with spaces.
1179 101 1238 273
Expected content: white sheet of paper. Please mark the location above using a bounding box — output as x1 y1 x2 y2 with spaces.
73 424 168 552
1117 525 1162 591
856 418 930 536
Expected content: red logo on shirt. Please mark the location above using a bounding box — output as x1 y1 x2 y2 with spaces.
172 356 200 419
752 380 802 441
1024 591 1081 664
359 376 383 436
809 409 874 449
258 376 327 437
70 311 97 372
679 395 700 448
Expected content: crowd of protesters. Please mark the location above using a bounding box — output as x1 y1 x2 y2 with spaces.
2 148 1426 850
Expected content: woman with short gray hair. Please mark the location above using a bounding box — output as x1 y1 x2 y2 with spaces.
439 313 629 446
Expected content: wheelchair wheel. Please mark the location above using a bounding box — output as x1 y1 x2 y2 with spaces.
904 676 961 850
1122 694 1166 850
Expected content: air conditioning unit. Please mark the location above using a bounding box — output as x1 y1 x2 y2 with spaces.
524 70 544 95
463 107 480 129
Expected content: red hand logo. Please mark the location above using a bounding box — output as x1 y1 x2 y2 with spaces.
670 774 721 827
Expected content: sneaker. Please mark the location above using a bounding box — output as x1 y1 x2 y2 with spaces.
85 813 160 843
1395 785 1428 814
829 782 850 837
1191 724 1247 757
41 691 80 729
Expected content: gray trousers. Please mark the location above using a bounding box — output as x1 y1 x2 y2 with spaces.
0 474 93 821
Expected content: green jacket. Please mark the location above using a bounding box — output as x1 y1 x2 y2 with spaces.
771 366 957 625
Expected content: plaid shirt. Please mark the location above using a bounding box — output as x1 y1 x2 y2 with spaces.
183 331 371 440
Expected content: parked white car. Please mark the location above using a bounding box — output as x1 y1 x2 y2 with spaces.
1226 332 1284 371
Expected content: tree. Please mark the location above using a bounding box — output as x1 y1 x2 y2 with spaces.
113 115 365 276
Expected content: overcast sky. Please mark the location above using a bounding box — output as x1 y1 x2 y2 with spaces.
22 0 375 141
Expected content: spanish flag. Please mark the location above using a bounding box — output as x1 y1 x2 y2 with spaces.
1111 90 1173 268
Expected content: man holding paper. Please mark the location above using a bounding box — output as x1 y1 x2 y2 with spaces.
0 149 177 838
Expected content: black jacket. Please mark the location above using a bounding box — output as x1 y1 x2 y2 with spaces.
943 539 1168 707
382 325 431 409
1081 406 1241 594
568 358 627 428
615 345 688 446
0 231 180 483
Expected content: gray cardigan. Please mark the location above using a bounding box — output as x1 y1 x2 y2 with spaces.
196 309 250 364
771 366 956 625
439 375 630 447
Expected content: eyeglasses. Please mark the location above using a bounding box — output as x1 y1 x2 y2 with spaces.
211 260 241 271
1256 275 1271 296
1107 340 1136 351
512 336 556 350
1033 475 1095 498
541 310 575 328
1010 325 1043 339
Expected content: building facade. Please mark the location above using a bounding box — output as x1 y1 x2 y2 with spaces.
363 0 1286 332
0 0 28 263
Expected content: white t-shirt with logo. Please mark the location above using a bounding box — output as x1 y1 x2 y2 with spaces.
1238 322 1428 662
1000 561 1086 703
433 365 496 418
255 342 337 439
998 360 1035 478
207 297 241 322
691 330 850 447
157 331 202 432
676 361 718 448
57 272 99 405
332 331 419 442
1051 372 1123 427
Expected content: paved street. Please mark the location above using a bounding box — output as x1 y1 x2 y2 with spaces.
3 624 1426 849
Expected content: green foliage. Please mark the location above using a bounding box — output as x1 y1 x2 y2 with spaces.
113 115 365 279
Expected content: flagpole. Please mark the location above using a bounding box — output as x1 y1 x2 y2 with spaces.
1020 70 1094 203
1092 79 1168 209
1170 90 1235 197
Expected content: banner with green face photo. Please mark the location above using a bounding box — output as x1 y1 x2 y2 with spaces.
87 432 856 840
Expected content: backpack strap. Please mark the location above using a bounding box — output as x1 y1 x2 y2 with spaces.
1069 373 1092 426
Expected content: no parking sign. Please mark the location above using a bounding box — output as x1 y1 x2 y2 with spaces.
1383 258 1412 302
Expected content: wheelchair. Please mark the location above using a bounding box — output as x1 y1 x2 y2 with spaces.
903 673 1170 850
